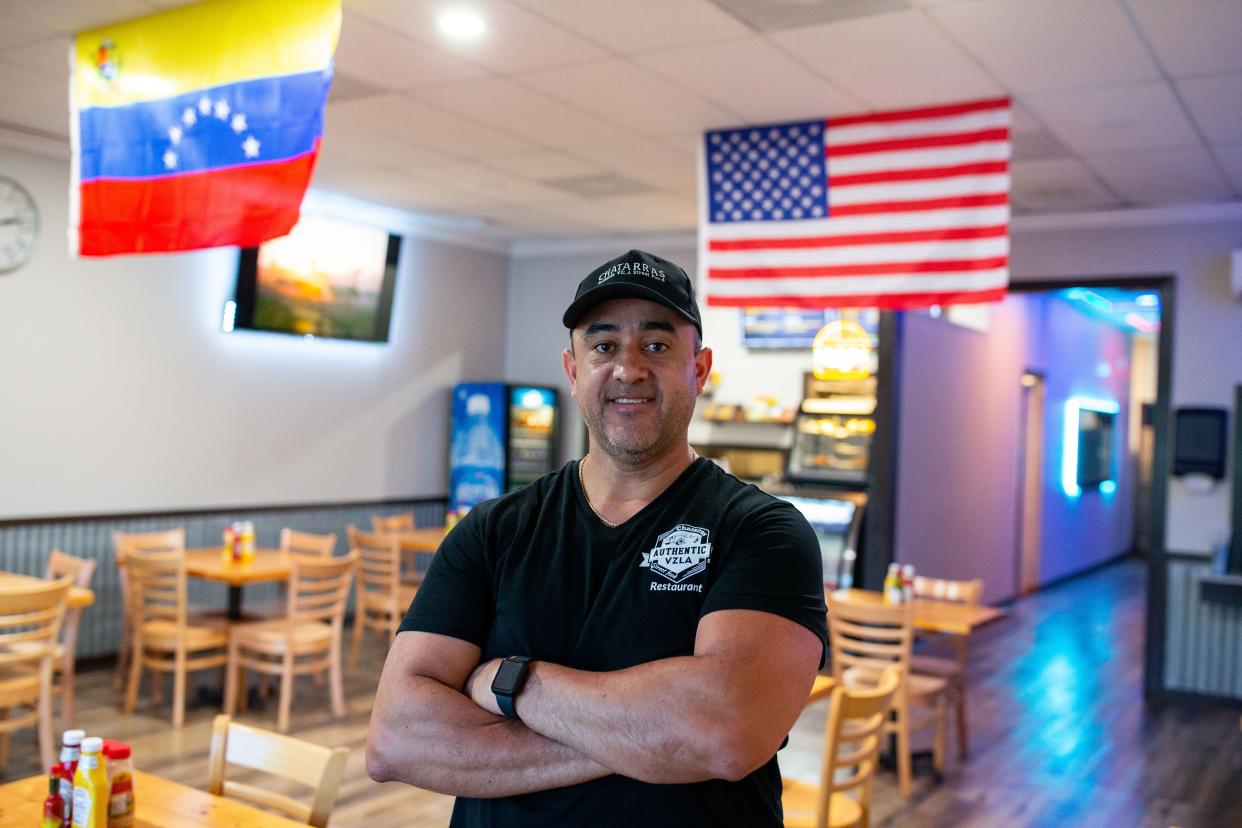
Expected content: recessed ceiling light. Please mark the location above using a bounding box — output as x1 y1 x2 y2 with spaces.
1135 293 1158 308
438 7 486 41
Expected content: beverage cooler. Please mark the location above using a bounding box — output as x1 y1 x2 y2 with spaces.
449 382 559 514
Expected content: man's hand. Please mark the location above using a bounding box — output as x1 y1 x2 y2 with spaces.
465 657 503 716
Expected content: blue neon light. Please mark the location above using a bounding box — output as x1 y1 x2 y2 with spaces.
1062 397 1120 497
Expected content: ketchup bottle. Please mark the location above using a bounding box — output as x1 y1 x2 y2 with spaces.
53 729 84 826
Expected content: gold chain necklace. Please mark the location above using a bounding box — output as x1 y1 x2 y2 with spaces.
579 454 618 528
579 451 700 529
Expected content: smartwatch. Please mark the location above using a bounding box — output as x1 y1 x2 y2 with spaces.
491 656 534 720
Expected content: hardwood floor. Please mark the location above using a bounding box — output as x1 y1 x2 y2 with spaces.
1 559 1238 827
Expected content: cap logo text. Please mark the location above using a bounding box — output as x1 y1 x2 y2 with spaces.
597 261 667 285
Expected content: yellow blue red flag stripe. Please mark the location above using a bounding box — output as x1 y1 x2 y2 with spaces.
70 0 341 257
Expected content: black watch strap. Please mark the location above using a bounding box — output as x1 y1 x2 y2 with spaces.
493 656 533 720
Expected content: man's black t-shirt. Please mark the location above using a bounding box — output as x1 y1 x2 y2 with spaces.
399 457 828 827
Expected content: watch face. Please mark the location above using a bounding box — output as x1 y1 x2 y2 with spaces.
0 176 38 274
493 658 527 694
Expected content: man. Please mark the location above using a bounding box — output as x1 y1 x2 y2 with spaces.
367 249 827 826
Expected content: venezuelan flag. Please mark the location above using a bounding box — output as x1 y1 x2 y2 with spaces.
70 0 340 256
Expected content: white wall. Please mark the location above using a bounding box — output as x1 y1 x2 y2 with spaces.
0 147 510 519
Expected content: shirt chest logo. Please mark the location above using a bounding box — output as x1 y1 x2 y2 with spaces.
642 524 712 589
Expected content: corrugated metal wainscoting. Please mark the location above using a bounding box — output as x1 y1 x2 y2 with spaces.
0 500 446 659
1165 557 1242 699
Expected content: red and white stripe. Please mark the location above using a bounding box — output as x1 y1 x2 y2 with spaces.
702 97 1011 310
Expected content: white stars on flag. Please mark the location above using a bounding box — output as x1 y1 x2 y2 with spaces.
165 92 261 170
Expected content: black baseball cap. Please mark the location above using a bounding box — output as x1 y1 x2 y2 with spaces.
562 249 702 336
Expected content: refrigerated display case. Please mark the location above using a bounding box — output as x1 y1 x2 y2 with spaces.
786 386 876 487
449 382 558 514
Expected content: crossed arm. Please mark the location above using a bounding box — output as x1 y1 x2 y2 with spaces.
365 609 821 797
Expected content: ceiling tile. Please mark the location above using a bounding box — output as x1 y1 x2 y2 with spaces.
0 13 55 50
320 118 451 170
334 13 486 92
326 95 537 158
1178 72 1242 146
484 152 606 180
1010 158 1120 211
712 0 909 31
346 0 606 73
510 0 749 51
634 36 862 125
569 139 698 193
1083 147 1233 204
769 10 1004 111
412 78 621 148
1212 144 1242 193
1024 82 1200 154
0 60 71 138
519 58 742 137
409 159 572 204
0 36 71 81
1128 0 1242 78
927 0 1160 94
0 0 152 33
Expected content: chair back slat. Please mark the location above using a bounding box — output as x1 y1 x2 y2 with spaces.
280 529 337 558
125 549 188 627
0 577 71 663
912 576 983 606
370 512 414 533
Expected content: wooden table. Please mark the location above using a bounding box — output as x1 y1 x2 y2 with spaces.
832 588 1004 636
184 548 289 621
395 527 447 553
0 770 303 827
807 674 837 705
0 571 94 608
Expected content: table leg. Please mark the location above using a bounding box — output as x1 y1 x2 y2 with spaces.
227 585 243 621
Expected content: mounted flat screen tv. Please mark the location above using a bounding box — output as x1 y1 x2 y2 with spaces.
1077 408 1116 491
231 214 401 343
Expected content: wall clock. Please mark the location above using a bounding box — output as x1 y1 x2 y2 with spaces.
0 175 38 274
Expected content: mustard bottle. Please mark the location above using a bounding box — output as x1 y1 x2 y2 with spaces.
71 737 108 827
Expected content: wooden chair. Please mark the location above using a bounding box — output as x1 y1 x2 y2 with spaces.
111 528 186 689
370 512 414 533
909 576 983 758
0 577 71 771
348 526 414 666
122 548 229 728
207 714 348 828
827 593 948 798
43 550 97 730
224 553 357 733
783 666 901 828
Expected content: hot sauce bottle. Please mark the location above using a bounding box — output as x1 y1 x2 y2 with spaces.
42 774 66 828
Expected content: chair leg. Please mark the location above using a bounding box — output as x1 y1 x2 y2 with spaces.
0 729 8 767
955 681 969 759
329 637 345 718
38 662 55 772
933 694 947 773
350 609 364 668
173 651 187 728
123 638 143 715
113 618 130 690
277 653 294 734
61 660 77 731
894 710 912 799
224 642 240 717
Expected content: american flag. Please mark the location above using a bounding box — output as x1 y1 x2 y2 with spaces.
700 97 1011 310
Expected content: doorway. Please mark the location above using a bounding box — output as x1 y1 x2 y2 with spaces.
1015 370 1045 595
